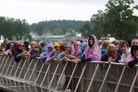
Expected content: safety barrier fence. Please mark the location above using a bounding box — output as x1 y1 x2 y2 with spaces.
0 55 138 92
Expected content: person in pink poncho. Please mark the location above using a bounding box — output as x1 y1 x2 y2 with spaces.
125 45 138 68
82 35 101 61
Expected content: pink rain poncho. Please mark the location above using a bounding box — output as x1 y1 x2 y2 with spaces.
83 35 101 61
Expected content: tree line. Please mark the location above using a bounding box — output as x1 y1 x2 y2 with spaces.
29 20 85 36
0 17 31 40
80 0 138 41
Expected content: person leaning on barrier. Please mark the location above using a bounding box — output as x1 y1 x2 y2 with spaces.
46 42 63 64
40 42 55 63
101 43 121 63
26 41 37 56
29 46 42 60
14 43 23 62
57 43 80 63
70 41 82 63
16 46 27 58
3 39 11 51
3 42 13 55
23 41 30 51
82 35 101 62
119 40 131 63
125 45 138 68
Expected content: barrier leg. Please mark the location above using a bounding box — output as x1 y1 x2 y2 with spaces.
129 68 138 92
74 63 87 92
65 63 78 91
115 66 126 92
99 64 111 92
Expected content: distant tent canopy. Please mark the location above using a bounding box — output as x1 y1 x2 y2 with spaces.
46 35 65 40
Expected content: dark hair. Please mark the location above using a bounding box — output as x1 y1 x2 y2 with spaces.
131 45 138 57
88 35 94 48
40 42 45 47
120 41 129 47
35 46 42 52
60 44 65 51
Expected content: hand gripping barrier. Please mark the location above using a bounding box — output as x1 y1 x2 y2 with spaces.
0 55 138 92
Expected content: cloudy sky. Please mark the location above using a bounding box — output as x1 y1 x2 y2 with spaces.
0 0 138 24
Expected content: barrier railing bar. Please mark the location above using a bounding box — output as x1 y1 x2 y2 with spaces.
34 63 44 86
129 68 138 92
86 63 100 92
13 59 23 78
0 55 6 73
40 63 51 88
8 60 16 77
2 56 14 85
23 59 34 81
55 61 68 90
27 59 39 84
34 87 39 92
74 63 87 92
0 56 9 75
28 86 33 92
99 64 111 92
22 83 27 92
89 61 125 66
17 82 22 90
65 63 78 91
4 56 14 76
48 63 60 89
114 66 126 92
41 88 45 92
17 58 28 79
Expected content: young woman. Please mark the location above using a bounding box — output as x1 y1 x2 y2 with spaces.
125 45 138 68
40 42 55 63
58 41 82 64
101 43 121 63
46 42 63 64
82 35 101 61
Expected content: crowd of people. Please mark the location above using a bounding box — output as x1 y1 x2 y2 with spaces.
0 34 138 68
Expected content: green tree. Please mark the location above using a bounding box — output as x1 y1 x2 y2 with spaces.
30 20 85 36
53 28 64 35
90 10 105 39
102 0 138 40
80 21 92 38
0 17 31 40
35 24 44 36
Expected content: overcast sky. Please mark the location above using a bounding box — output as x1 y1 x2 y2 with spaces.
0 0 138 24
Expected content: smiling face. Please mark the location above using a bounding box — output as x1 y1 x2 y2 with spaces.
120 44 129 53
65 45 70 53
54 46 60 51
107 48 117 58
73 42 78 50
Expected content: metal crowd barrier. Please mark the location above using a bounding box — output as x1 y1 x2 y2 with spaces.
0 55 138 92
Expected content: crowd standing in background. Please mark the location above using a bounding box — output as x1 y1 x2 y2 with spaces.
0 35 138 68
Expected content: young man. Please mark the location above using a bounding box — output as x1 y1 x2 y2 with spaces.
119 40 131 63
